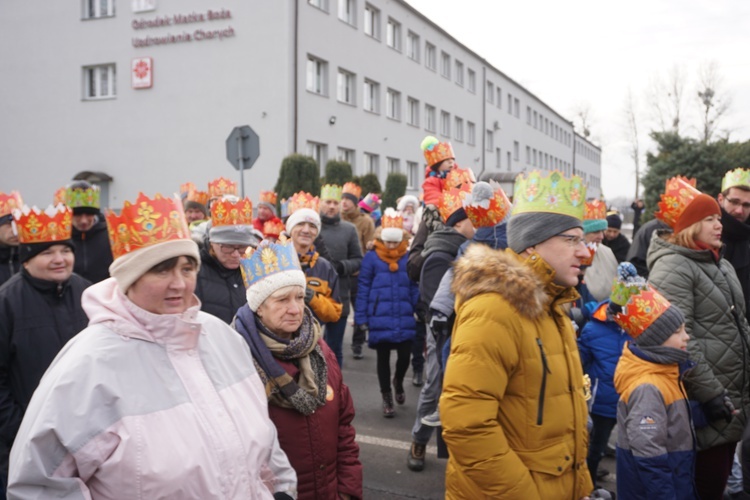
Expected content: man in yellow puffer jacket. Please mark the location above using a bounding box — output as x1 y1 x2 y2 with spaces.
441 170 595 499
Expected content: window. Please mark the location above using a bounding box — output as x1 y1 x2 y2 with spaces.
507 94 512 114
425 43 436 70
84 0 115 19
338 0 355 24
386 88 401 120
507 151 512 171
407 97 419 126
526 145 531 164
386 18 401 50
496 87 502 108
514 98 520 118
306 56 327 95
513 141 520 160
533 111 538 129
337 69 355 104
467 69 476 93
83 64 116 99
467 121 476 146
440 51 450 79
407 31 420 61
306 141 327 167
440 111 450 137
526 106 531 124
486 81 494 103
364 4 379 38
338 147 355 168
363 79 379 112
387 157 400 174
533 149 538 166
496 147 502 169
454 117 464 142
486 130 494 151
455 60 464 86
425 104 436 132
407 161 419 189
364 152 379 177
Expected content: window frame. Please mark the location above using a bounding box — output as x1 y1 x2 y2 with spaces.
83 0 115 19
386 88 401 120
386 17 401 51
364 3 380 39
425 42 436 71
336 68 356 105
363 78 379 113
306 55 328 96
83 63 117 100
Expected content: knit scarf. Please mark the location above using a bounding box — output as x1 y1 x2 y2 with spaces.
297 246 319 271
695 241 721 263
234 306 327 415
634 344 690 365
374 239 409 271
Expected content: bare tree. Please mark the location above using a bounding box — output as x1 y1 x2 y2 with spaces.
645 65 686 134
697 61 732 143
572 102 593 138
623 88 642 199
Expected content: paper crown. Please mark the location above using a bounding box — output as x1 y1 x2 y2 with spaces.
287 191 320 214
421 135 455 167
342 182 362 199
445 167 476 191
584 200 607 221
359 193 381 213
722 168 750 192
66 184 100 209
613 285 673 338
13 204 72 244
105 193 190 260
211 197 253 227
655 176 702 229
462 181 511 228
263 218 285 238
180 182 195 197
240 241 301 289
185 189 210 206
0 191 23 219
439 186 471 223
321 184 343 201
579 242 598 267
259 190 278 206
381 209 404 229
511 170 586 220
208 177 237 198
53 188 66 206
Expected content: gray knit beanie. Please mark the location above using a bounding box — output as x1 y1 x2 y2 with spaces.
634 305 685 347
507 212 583 253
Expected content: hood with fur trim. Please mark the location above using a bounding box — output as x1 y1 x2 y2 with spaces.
451 244 575 319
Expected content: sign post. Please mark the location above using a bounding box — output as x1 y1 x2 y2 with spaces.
226 125 260 198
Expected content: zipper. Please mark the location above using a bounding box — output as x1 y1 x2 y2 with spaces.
536 337 551 425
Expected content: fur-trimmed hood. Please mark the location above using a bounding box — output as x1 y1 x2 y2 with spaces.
451 244 576 319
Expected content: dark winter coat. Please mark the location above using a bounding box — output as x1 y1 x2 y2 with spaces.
318 215 362 318
406 220 429 283
417 228 466 322
0 245 20 287
71 217 113 283
602 232 631 263
625 218 669 277
0 269 90 450
354 251 419 347
577 301 633 418
194 248 246 324
721 208 750 320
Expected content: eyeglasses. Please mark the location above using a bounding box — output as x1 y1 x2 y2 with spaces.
218 244 249 255
555 234 586 247
725 198 750 210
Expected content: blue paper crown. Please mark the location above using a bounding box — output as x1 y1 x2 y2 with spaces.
240 241 301 289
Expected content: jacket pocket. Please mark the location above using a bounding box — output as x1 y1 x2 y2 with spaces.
536 338 552 425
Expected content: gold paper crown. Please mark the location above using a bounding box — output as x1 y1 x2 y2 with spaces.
13 204 72 244
259 191 278 206
180 182 195 197
445 167 476 191
722 168 750 192
240 241 301 289
342 182 362 199
185 188 210 206
66 185 100 209
321 184 343 201
105 193 190 260
0 191 23 218
421 136 455 167
52 188 66 206
381 210 404 229
263 219 285 238
211 197 253 227
462 181 512 228
439 186 471 223
287 191 320 214
511 170 586 220
584 200 607 221
208 177 237 198
655 176 702 229
614 286 673 338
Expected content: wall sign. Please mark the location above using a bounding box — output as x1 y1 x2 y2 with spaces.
131 57 153 89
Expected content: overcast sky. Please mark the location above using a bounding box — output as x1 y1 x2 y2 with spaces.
406 0 750 200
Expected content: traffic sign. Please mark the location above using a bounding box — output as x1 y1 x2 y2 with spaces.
226 125 259 171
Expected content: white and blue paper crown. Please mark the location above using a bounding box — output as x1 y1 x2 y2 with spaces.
240 241 302 289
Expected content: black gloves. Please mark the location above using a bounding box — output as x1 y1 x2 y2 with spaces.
429 313 449 338
273 493 295 500
332 260 344 276
304 287 315 304
703 391 736 423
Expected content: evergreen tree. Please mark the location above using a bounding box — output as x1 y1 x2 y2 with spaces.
323 160 353 186
382 172 407 210
273 154 321 205
359 173 382 197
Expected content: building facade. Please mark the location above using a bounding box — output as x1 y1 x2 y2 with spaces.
0 0 602 208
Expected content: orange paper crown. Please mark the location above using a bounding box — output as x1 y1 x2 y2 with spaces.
208 177 237 198
421 136 455 167
52 187 66 206
211 197 253 227
655 176 702 229
0 191 24 218
584 200 607 221
462 181 511 228
342 182 362 200
180 182 195 197
263 219 285 238
259 191 278 206
613 286 672 338
13 204 72 244
287 191 320 214
445 167 476 191
185 189 210 207
105 193 190 260
579 242 598 267
381 211 404 229
439 186 471 223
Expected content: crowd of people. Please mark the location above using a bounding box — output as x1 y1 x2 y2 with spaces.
1 136 750 499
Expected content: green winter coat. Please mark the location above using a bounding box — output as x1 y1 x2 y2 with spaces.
647 231 750 450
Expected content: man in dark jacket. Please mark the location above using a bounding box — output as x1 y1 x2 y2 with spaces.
602 213 630 263
318 185 363 368
0 205 90 491
718 169 750 320
0 192 22 287
66 181 113 283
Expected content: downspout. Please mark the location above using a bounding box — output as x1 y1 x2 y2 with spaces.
479 65 486 179
293 0 299 153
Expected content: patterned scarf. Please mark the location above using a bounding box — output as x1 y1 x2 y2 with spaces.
374 239 409 271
